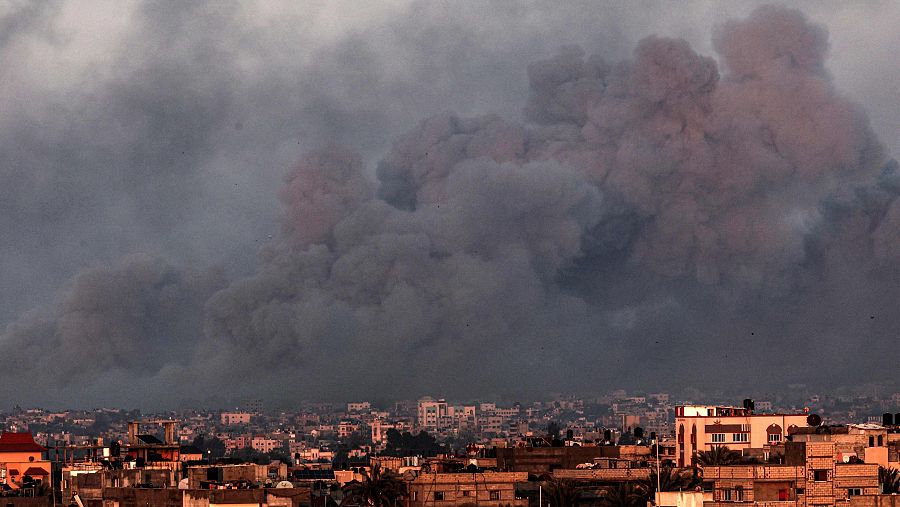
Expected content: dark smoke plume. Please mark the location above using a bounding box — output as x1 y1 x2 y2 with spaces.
1 5 898 407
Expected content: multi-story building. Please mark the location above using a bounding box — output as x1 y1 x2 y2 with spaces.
417 397 449 431
347 402 371 413
675 403 811 466
220 412 252 426
371 419 395 447
338 420 361 438
250 436 280 454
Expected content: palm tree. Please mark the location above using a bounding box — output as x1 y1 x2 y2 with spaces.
543 478 583 506
600 481 649 507
341 464 407 506
648 465 700 496
694 447 743 467
880 466 900 494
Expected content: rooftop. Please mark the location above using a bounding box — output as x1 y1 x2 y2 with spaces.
0 432 46 453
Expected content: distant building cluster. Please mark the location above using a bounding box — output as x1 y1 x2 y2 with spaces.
3 387 900 506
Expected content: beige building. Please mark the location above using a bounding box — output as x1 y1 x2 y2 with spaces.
791 424 894 468
220 412 252 426
675 404 811 466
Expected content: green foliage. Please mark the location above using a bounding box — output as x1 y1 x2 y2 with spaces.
880 466 900 494
600 481 649 507
342 464 407 507
191 435 226 459
647 465 700 495
383 429 440 457
547 421 561 439
694 446 743 467
543 478 583 506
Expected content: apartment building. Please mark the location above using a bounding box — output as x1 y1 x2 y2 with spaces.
675 403 811 466
220 412 252 426
417 398 449 431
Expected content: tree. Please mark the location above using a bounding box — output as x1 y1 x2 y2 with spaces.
647 465 700 496
600 482 649 507
383 430 440 457
694 447 743 467
547 421 561 440
880 466 900 494
543 478 582 506
342 464 407 506
192 435 226 459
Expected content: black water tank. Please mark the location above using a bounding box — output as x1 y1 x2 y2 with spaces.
883 413 894 426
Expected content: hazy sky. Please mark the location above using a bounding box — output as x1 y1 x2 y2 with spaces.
0 1 898 409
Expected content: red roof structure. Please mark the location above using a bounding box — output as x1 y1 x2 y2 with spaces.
22 467 49 477
0 432 47 453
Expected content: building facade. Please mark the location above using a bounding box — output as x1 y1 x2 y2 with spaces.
675 404 811 466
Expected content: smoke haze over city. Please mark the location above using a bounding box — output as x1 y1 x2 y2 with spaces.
0 1 898 409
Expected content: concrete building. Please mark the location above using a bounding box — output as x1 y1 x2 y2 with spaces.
675 403 811 466
251 436 281 454
220 412 252 426
701 440 880 507
346 402 371 413
496 446 606 474
417 397 449 432
792 424 893 468
406 471 528 506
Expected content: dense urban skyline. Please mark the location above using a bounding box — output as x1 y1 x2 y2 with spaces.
0 1 899 408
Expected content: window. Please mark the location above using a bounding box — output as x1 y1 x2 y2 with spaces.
870 436 875 447
411 492 417 501
814 470 828 482
735 487 744 501
848 488 862 496
490 491 501 500
433 491 444 501
732 433 749 443
712 433 726 443
462 490 472 497
723 489 733 501
878 436 884 446
796 488 804 495
768 433 782 443
778 489 788 501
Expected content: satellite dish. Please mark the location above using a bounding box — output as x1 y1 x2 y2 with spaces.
275 481 294 489
178 478 189 489
402 470 418 481
807 414 822 427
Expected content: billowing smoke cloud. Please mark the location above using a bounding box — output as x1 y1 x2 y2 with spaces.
1 4 898 407
0 255 225 407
